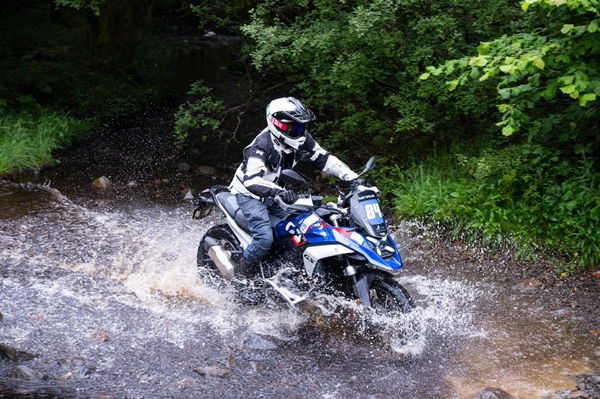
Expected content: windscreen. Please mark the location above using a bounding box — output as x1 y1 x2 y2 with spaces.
351 191 388 238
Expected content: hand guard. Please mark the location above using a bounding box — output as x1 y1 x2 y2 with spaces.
350 178 367 191
279 190 299 204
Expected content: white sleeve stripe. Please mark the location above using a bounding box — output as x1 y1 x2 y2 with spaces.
245 156 268 175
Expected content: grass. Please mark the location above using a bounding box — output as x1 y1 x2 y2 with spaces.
0 109 90 175
379 150 600 271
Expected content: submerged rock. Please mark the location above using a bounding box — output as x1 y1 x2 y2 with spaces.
193 365 231 378
517 277 543 291
474 387 515 399
7 365 47 381
89 331 110 343
0 343 37 362
243 334 279 350
196 166 215 176
92 176 112 188
177 162 191 173
568 390 590 398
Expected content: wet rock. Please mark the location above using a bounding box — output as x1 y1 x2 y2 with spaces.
0 311 3 321
193 365 231 378
196 166 216 176
89 331 110 343
0 343 37 362
227 355 237 367
7 365 48 381
181 188 194 200
244 334 279 350
176 377 200 389
568 390 589 398
474 387 515 399
92 176 111 188
249 361 265 374
60 368 83 380
177 162 191 173
153 178 170 185
518 277 543 290
202 31 217 39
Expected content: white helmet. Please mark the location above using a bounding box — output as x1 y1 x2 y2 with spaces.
266 97 316 150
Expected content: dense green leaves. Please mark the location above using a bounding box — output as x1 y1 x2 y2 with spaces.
421 0 600 138
243 0 599 268
174 81 225 144
242 0 524 158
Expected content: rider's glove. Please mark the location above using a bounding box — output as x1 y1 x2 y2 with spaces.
350 178 367 191
279 190 299 204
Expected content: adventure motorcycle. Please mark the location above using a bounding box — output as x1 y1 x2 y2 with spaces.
192 157 413 313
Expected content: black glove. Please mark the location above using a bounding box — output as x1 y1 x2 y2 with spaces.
350 178 367 191
279 190 299 204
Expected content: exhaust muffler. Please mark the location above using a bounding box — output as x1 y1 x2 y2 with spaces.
203 237 236 280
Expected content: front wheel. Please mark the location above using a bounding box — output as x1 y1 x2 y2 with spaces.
368 278 414 313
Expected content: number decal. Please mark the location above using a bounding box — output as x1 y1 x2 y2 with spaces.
364 203 383 221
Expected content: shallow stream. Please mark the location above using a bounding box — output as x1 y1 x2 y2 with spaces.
0 179 597 398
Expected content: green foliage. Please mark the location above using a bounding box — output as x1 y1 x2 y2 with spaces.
415 0 600 269
386 146 600 269
384 158 471 218
190 0 254 32
174 81 225 144
421 0 600 138
242 0 525 158
54 0 105 15
0 109 90 174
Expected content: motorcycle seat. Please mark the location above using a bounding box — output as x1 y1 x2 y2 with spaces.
216 192 287 235
216 192 250 233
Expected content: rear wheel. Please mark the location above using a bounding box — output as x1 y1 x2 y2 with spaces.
368 278 413 313
197 224 241 279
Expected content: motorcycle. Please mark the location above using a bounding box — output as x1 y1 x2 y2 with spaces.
192 157 413 313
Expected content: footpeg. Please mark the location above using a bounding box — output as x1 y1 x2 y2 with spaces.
262 269 307 306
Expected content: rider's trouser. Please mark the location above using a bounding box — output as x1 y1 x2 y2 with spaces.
235 194 288 261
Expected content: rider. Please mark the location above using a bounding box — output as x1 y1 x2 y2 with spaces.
229 97 362 272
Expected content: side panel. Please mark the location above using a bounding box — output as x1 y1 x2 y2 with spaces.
302 245 354 277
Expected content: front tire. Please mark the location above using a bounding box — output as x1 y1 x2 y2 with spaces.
368 278 414 313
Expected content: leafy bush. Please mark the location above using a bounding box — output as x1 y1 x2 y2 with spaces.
386 145 600 269
242 0 527 159
415 0 600 269
174 81 225 144
421 0 600 139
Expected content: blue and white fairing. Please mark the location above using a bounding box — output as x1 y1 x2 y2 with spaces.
275 211 404 273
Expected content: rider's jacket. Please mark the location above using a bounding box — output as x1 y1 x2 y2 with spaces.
230 128 358 200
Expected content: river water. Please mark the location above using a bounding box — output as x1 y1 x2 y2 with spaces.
1 36 598 399
0 178 597 399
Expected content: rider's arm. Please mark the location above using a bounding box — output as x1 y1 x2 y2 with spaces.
300 133 358 181
242 155 284 198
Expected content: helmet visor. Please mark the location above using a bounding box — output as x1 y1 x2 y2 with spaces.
287 123 305 137
270 116 306 138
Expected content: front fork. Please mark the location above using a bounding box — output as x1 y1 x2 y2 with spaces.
344 261 383 306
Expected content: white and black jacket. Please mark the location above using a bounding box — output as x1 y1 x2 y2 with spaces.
229 128 358 200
